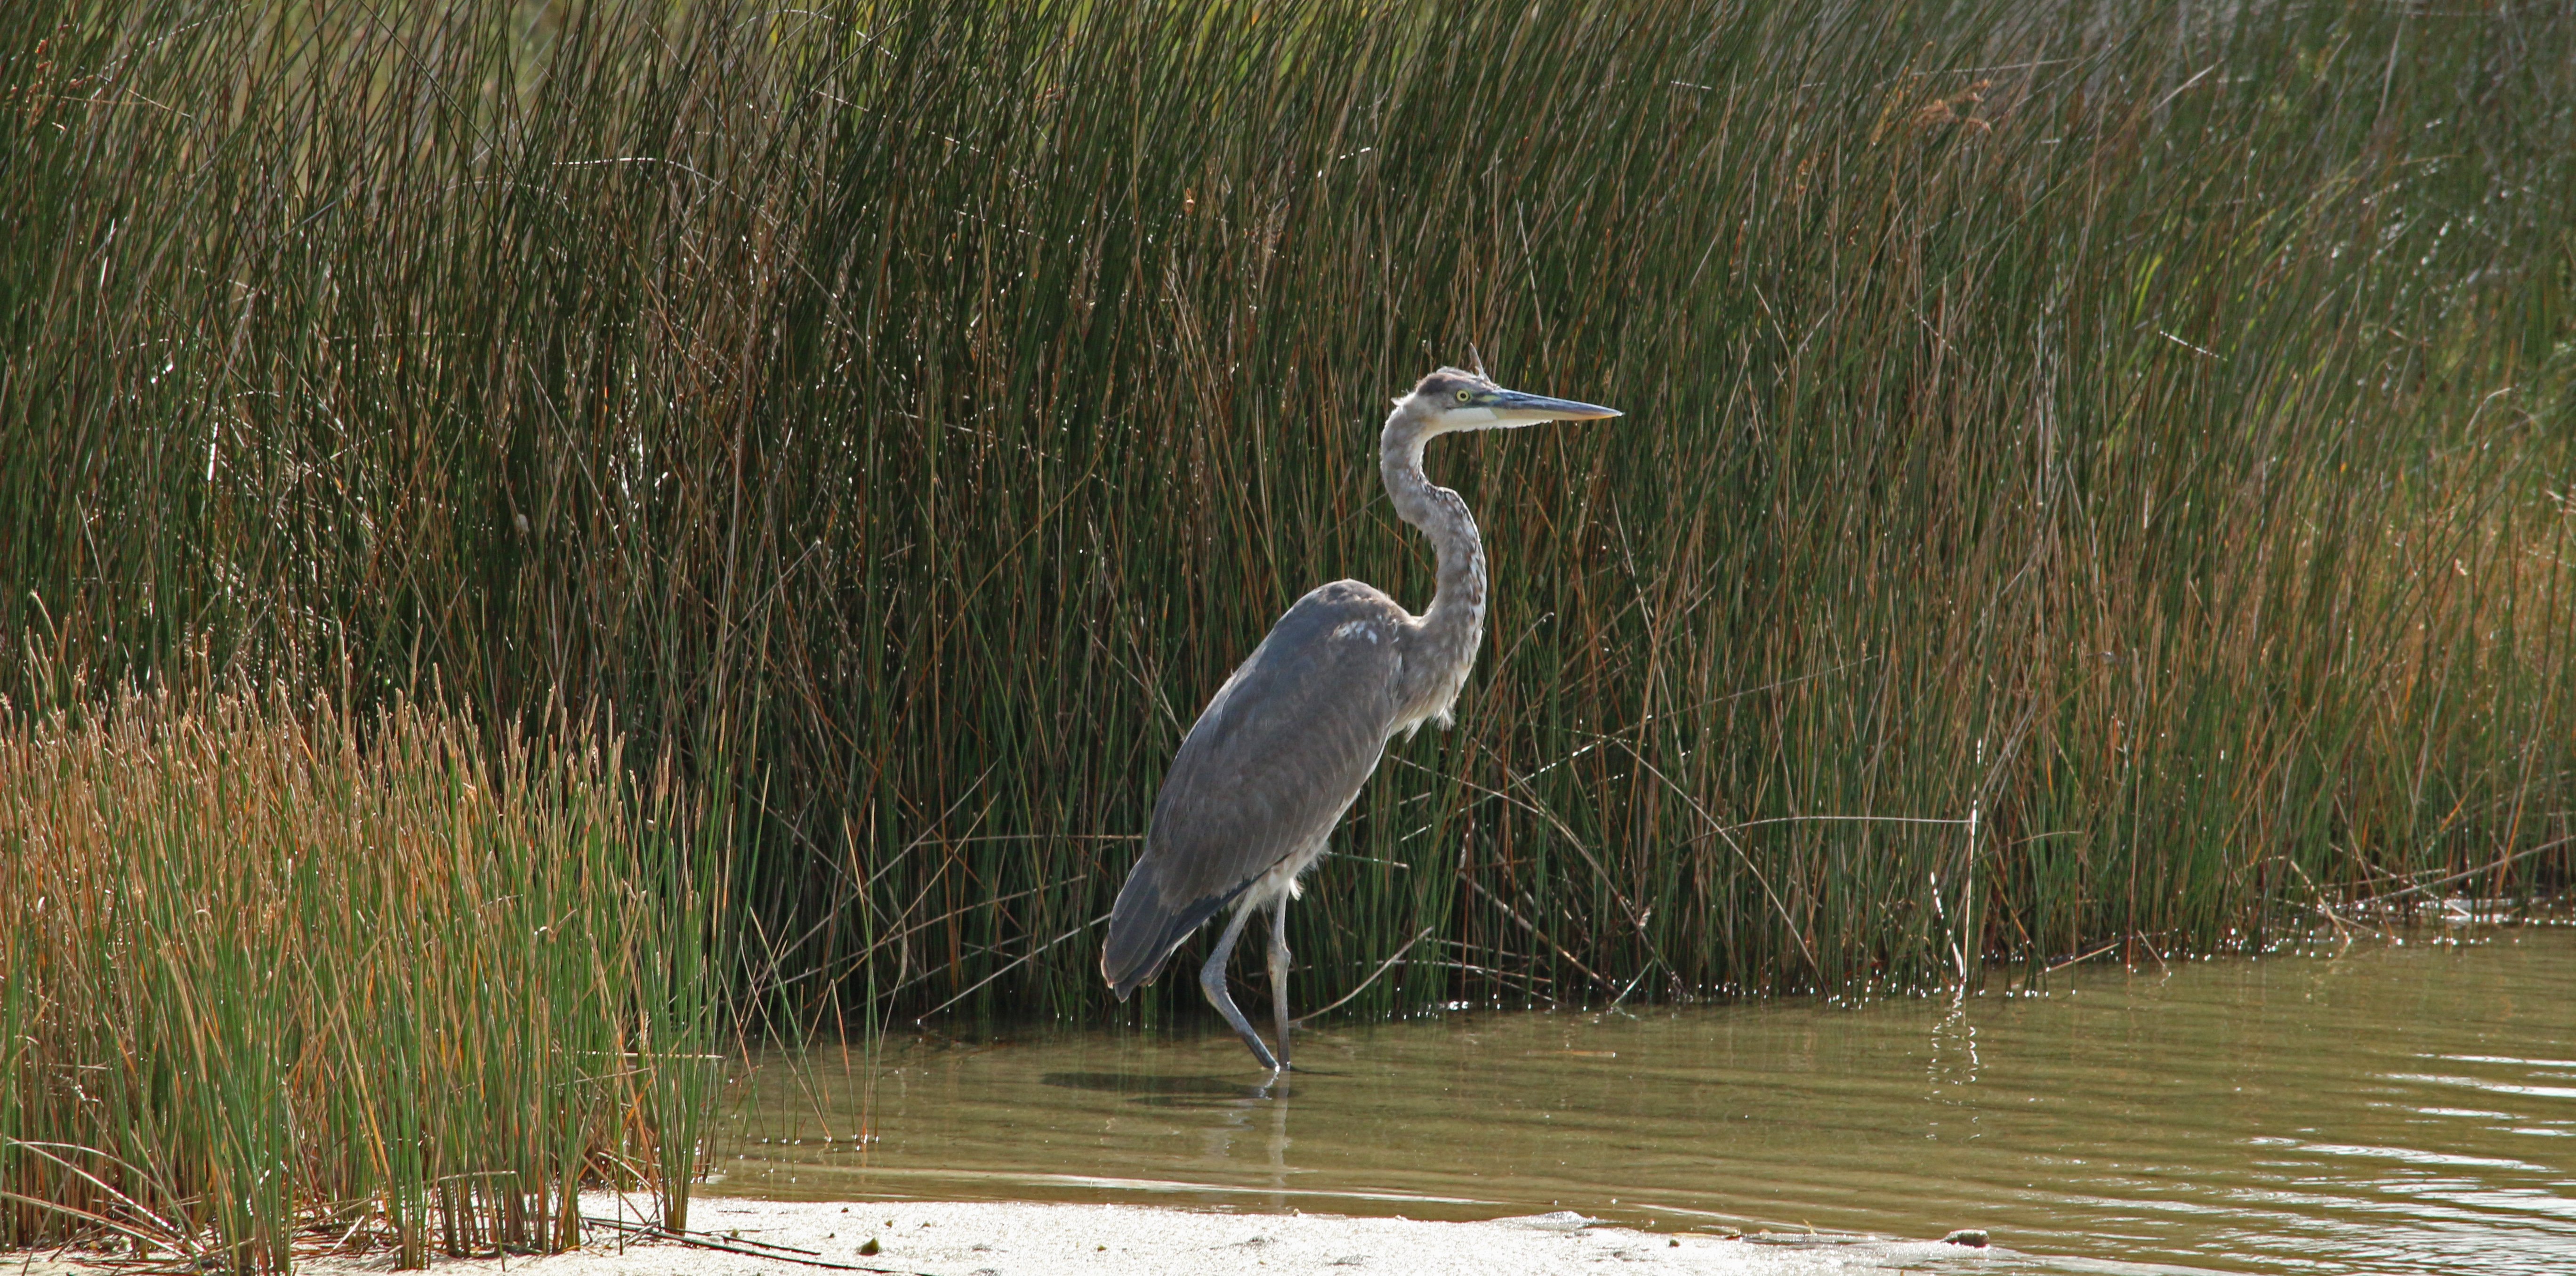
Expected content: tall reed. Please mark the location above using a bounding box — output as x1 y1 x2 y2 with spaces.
1 0 2569 1035
0 682 723 1266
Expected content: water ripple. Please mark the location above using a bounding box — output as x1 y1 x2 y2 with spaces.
719 928 2576 1276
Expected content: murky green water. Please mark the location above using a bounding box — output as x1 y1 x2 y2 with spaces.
715 927 2576 1275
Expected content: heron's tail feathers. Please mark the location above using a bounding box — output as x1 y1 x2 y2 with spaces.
1101 872 1243 997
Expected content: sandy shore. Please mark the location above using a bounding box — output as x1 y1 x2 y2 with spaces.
16 1196 2014 1276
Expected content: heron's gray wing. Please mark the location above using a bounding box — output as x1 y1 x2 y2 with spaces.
1102 581 1407 995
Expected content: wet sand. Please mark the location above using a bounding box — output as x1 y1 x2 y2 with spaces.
16 1196 2008 1275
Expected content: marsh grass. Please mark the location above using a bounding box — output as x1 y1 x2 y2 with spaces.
0 680 723 1266
2 0 2571 1046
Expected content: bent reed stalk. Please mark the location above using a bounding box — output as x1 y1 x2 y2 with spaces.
0 681 723 1266
1 0 2571 1051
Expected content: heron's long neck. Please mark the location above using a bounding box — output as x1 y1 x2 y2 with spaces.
1381 417 1485 725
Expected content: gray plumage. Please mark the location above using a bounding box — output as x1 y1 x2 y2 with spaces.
1101 364 1620 1071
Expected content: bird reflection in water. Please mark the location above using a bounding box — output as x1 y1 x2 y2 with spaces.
1041 1068 1298 1207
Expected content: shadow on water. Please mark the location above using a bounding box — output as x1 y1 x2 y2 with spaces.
1039 1069 1350 1108
1040 1072 1270 1106
721 927 2576 1276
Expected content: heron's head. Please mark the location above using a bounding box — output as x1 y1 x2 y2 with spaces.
1397 366 1621 436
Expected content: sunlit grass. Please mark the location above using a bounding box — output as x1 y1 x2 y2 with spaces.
0 0 2568 1077
0 682 722 1266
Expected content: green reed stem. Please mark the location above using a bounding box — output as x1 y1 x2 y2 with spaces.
0 685 721 1267
1 0 2569 1051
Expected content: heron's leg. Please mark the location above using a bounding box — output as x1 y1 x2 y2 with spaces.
1199 905 1279 1071
1268 897 1292 1071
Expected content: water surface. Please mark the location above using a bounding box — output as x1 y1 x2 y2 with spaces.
715 927 2576 1275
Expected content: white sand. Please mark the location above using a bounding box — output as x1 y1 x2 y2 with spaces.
15 1196 2012 1275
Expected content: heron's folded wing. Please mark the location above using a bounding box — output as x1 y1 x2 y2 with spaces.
1102 583 1405 990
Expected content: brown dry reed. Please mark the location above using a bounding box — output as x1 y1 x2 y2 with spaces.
0 683 723 1266
3 0 2574 1136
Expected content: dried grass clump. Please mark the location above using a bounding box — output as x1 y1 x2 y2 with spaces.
0 684 720 1269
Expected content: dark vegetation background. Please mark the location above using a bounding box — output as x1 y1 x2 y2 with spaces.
8 0 2575 1035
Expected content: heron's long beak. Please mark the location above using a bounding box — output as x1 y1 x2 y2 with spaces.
1485 388 1622 424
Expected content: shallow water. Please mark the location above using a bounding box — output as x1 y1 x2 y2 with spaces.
713 927 2576 1275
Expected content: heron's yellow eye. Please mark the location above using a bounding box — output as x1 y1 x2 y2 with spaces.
1455 389 1471 403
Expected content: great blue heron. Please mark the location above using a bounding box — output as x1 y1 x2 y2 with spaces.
1100 365 1620 1071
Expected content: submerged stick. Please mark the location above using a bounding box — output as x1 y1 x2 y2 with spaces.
1293 925 1438 1026
2342 835 2575 911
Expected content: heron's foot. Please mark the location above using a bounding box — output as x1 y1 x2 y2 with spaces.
1200 921 1281 1071
1267 904 1294 1074
1207 985 1279 1070
1232 1024 1281 1072
1268 999 1292 1072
